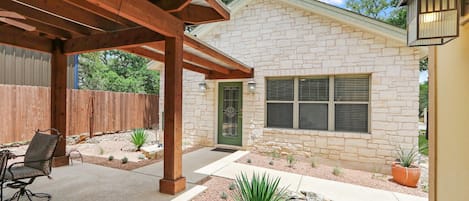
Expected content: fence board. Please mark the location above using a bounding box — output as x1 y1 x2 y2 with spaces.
0 84 158 144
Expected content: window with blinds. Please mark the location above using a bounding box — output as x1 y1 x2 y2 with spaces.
266 75 370 133
266 79 294 128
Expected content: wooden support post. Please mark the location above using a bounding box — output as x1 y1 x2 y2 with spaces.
159 35 186 194
51 39 69 167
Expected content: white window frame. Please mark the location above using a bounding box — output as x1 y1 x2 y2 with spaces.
265 75 371 133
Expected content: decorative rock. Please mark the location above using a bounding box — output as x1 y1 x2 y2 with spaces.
141 144 164 159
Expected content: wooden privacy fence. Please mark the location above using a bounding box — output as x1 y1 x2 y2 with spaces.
0 84 159 144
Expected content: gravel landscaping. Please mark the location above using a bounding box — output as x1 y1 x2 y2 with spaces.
237 153 428 197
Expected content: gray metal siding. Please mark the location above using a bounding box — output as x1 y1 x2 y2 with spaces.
0 45 75 88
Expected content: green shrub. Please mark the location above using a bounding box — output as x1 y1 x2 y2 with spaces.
247 158 252 164
232 173 287 201
269 160 274 166
418 134 429 156
311 160 317 168
108 155 114 161
287 154 295 168
121 157 128 164
229 183 236 190
332 167 343 176
397 146 418 167
271 150 280 160
220 192 228 200
131 129 148 151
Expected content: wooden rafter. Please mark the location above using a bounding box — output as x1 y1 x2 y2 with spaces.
206 0 230 20
15 0 126 31
150 0 191 13
64 0 137 27
85 0 184 37
23 19 73 39
206 70 254 79
173 4 224 25
184 34 252 74
147 43 230 74
122 47 211 75
64 27 165 55
0 1 93 36
0 25 52 52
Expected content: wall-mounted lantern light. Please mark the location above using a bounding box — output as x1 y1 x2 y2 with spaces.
247 79 256 93
198 81 207 92
400 0 459 46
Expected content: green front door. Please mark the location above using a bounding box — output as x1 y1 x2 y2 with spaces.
218 82 243 146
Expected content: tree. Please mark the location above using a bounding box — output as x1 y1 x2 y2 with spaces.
419 81 428 116
78 50 159 94
346 0 390 19
345 0 407 28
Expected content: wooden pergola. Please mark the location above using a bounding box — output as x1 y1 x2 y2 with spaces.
0 0 253 195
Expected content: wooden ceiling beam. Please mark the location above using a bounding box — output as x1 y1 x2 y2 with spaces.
184 34 252 74
64 27 164 55
206 0 230 20
86 0 184 37
147 43 230 74
206 70 254 80
0 1 93 36
23 19 74 39
173 4 224 25
15 0 126 31
64 0 137 27
0 25 52 53
122 47 211 75
149 0 191 13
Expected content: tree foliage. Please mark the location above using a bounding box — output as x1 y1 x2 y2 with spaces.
345 0 407 28
419 81 428 116
78 50 159 94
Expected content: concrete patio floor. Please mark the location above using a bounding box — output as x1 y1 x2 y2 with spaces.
2 147 232 201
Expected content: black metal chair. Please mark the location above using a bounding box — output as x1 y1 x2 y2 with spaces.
2 128 62 201
0 150 11 201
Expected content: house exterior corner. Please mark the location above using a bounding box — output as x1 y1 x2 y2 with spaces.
162 0 421 173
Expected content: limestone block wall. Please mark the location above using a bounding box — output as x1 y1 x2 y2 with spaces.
167 0 420 172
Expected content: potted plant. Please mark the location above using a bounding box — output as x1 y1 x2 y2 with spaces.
392 146 420 187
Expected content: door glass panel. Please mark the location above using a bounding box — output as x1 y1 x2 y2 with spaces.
222 86 240 137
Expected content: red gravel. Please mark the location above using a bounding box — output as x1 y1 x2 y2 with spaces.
192 176 235 201
236 153 428 198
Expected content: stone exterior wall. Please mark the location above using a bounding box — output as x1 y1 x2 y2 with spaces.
164 0 420 172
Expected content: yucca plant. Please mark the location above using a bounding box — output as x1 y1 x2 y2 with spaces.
131 128 148 151
397 146 418 167
232 172 288 201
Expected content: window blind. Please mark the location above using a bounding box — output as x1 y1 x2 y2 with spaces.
335 104 368 133
299 78 329 101
267 79 294 101
334 77 369 102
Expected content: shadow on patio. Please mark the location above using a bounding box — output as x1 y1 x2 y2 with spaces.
2 147 231 201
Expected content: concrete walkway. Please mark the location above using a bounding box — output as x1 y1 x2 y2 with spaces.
195 150 428 201
1 147 233 201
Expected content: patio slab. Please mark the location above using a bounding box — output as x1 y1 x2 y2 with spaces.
133 147 232 184
2 163 193 201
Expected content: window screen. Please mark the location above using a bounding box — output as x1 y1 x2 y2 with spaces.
299 103 328 130
299 78 329 101
335 104 368 133
334 77 369 101
267 79 294 101
267 103 293 128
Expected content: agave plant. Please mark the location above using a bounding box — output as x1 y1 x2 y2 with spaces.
232 172 288 201
131 128 148 151
397 146 419 168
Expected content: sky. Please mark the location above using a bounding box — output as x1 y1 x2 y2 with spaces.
319 0 346 7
